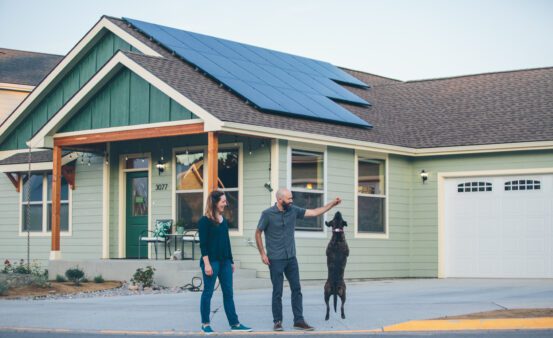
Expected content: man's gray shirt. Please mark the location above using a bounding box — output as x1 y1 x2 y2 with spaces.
257 204 306 260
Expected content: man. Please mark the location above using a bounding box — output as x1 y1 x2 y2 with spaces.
256 188 341 331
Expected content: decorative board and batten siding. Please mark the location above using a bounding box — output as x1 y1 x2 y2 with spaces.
0 157 103 265
0 31 137 150
410 150 553 277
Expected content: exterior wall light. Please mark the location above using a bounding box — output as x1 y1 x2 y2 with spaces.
420 170 429 184
156 160 166 175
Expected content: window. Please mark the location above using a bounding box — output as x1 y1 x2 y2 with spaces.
457 182 492 192
357 158 386 233
21 173 69 233
505 179 541 191
175 147 240 230
291 149 324 231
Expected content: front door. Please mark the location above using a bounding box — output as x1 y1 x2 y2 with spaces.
126 171 149 259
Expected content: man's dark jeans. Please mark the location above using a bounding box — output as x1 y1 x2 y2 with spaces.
269 256 304 323
200 259 239 325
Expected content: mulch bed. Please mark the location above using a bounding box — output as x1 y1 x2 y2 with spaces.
1 281 122 299
438 308 553 320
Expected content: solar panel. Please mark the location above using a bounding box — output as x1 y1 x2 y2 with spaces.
124 17 372 128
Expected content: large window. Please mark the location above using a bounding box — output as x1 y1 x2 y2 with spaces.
291 149 324 231
175 147 240 230
21 173 70 233
357 158 386 234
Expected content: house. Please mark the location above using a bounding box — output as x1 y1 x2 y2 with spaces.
0 16 552 280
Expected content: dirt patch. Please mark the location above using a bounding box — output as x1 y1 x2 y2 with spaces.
438 308 553 320
0 281 121 299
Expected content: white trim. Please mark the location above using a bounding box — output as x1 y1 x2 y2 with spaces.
18 172 73 237
0 83 34 92
270 139 279 205
118 152 151 258
436 166 553 278
353 151 389 239
102 142 111 259
0 16 161 139
28 52 222 148
221 122 553 157
0 152 77 173
288 142 328 238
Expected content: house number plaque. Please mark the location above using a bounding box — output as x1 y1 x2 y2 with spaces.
155 184 168 191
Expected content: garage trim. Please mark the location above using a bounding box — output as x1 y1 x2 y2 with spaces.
437 167 553 278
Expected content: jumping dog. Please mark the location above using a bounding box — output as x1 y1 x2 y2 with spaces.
324 211 349 320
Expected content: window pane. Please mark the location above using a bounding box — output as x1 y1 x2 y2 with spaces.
23 174 43 202
47 175 69 201
358 159 384 195
126 157 149 169
218 149 238 189
177 192 203 229
21 205 43 232
47 203 69 232
223 190 239 230
291 150 323 190
358 196 385 233
176 151 204 191
293 191 323 230
131 177 148 216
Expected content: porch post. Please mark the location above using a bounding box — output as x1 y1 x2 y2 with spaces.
207 132 219 193
50 145 62 260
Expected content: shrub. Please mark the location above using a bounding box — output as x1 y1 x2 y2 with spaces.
13 259 30 274
30 274 50 288
2 259 12 273
0 280 8 296
93 275 105 283
131 266 155 288
55 274 67 282
65 267 85 286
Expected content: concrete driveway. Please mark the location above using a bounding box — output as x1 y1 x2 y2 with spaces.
0 278 552 334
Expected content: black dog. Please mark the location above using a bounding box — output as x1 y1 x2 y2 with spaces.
324 211 349 320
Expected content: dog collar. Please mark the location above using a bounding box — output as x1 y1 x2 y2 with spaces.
333 229 344 233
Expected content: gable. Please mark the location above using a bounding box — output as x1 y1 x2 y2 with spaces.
0 31 138 150
59 67 197 133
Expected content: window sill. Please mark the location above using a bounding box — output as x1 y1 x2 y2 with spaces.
354 232 389 239
294 230 327 239
18 232 72 237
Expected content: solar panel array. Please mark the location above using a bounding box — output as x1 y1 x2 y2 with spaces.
124 18 371 128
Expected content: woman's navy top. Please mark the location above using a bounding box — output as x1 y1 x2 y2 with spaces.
198 216 234 263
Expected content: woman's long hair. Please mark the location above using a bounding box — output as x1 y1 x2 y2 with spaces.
205 190 226 222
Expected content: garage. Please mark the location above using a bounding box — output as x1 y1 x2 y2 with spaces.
444 174 553 278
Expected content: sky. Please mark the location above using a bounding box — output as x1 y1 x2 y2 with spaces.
0 0 552 81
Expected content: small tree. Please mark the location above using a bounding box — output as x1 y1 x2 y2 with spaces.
131 266 155 288
65 267 85 286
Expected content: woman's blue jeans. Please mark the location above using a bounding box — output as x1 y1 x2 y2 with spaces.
200 259 239 325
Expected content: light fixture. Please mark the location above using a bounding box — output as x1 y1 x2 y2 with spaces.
420 170 429 184
156 160 166 175
306 183 313 190
264 182 273 192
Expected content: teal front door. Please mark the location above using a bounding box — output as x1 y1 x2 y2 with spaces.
126 171 149 259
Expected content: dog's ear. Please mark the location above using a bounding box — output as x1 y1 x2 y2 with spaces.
343 220 348 227
325 221 331 227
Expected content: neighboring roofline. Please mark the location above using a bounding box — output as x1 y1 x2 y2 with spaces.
0 16 163 140
221 121 553 157
0 47 62 58
0 152 76 173
0 82 34 92
405 66 553 83
28 51 222 148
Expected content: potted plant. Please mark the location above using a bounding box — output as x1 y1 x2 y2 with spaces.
175 219 186 235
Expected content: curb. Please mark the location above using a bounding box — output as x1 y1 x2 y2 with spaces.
382 317 553 332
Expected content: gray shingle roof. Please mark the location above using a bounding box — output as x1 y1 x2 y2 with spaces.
0 48 63 86
0 150 72 165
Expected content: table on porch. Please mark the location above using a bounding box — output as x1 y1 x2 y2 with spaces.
166 231 199 260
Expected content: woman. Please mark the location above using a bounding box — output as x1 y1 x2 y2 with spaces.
198 190 252 334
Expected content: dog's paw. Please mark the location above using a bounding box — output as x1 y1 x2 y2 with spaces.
325 315 329 321
341 314 346 319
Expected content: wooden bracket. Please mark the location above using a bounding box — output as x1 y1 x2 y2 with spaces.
61 163 76 190
5 173 21 192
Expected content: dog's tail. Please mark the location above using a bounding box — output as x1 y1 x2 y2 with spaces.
333 287 338 313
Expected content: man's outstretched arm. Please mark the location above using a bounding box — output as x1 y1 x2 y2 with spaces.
304 197 342 217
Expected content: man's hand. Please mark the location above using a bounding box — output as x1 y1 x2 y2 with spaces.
261 253 270 265
232 264 235 273
332 197 342 207
204 263 213 276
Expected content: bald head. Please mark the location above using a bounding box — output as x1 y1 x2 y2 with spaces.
276 188 293 210
276 188 290 200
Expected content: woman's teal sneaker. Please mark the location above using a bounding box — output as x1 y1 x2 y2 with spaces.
231 323 252 332
201 324 215 335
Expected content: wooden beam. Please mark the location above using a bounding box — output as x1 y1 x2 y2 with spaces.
61 164 76 190
5 173 21 192
207 131 219 193
51 145 62 252
54 123 204 146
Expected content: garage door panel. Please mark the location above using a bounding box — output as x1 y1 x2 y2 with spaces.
445 174 552 278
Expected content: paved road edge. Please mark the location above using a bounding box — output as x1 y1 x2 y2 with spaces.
382 317 553 332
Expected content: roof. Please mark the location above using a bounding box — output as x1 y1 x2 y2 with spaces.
111 17 553 149
0 150 72 166
0 48 63 86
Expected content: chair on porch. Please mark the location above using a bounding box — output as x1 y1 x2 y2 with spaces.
181 229 200 260
138 219 173 260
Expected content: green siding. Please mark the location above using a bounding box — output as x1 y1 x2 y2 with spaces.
61 68 197 133
0 31 135 150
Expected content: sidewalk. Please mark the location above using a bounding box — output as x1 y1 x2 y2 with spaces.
0 278 552 334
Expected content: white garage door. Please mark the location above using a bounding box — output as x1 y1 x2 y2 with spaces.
445 174 553 278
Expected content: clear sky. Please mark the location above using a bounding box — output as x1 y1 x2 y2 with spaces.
1 0 552 81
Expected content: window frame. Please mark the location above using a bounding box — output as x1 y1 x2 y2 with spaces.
354 151 389 239
172 143 243 236
287 142 327 238
18 172 72 237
